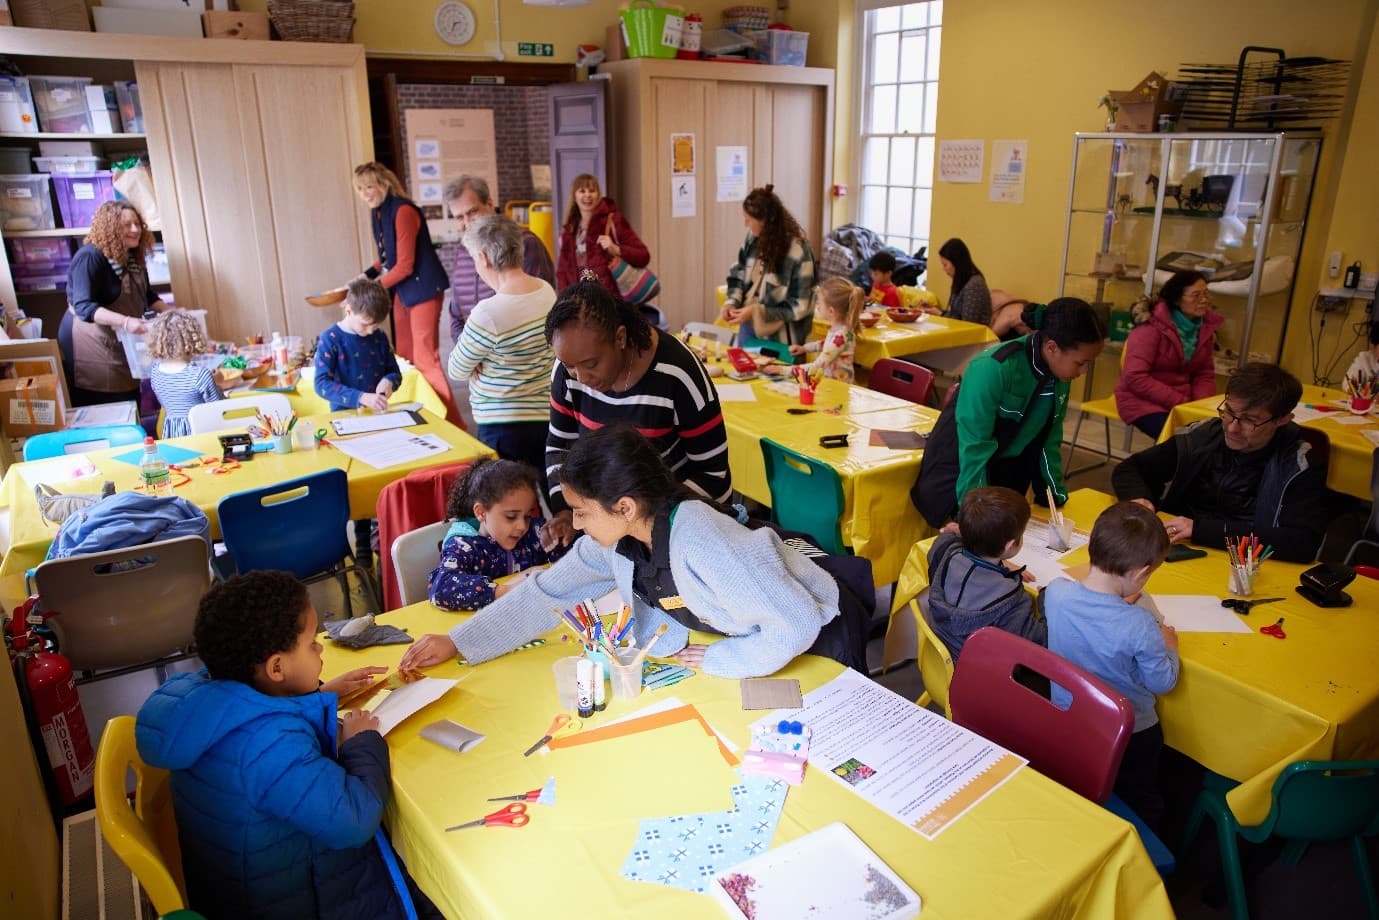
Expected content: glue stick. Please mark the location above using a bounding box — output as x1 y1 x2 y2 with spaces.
575 658 595 718
593 660 607 712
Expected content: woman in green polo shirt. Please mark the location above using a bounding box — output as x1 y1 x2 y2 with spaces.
911 298 1105 527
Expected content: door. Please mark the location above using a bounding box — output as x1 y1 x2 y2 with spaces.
547 81 608 258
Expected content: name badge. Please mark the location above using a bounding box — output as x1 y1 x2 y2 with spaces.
659 595 687 610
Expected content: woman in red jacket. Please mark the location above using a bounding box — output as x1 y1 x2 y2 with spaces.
1114 271 1224 438
555 173 650 299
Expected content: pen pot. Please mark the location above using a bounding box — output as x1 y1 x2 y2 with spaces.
552 657 582 710
1228 566 1256 597
1048 517 1075 553
272 434 293 454
798 386 815 406
294 426 317 451
609 648 644 701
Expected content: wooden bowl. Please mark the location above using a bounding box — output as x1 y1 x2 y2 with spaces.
859 311 881 328
886 307 923 324
241 361 266 380
305 287 347 307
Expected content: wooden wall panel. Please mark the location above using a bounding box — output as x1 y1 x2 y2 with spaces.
652 79 707 332
707 82 759 324
770 84 827 249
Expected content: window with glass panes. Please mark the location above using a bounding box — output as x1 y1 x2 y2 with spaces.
857 0 941 257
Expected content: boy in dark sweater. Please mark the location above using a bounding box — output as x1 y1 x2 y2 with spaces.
925 486 1045 660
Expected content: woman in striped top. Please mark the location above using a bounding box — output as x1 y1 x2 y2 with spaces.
541 276 732 548
147 310 222 438
447 215 558 492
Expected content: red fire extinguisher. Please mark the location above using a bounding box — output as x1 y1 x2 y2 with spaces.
7 597 95 807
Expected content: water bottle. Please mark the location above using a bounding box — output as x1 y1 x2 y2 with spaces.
271 331 288 375
139 437 172 497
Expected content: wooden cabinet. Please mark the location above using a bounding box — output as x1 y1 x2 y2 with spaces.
0 28 373 343
602 60 834 332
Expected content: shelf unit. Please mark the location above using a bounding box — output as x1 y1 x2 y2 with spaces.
0 131 146 141
1059 131 1321 397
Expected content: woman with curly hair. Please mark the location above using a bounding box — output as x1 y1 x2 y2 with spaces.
352 161 462 427
60 201 167 405
719 185 816 345
148 311 221 438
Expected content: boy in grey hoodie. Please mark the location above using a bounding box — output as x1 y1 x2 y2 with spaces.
925 486 1045 660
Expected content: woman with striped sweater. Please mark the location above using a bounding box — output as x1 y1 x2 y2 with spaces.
447 215 558 493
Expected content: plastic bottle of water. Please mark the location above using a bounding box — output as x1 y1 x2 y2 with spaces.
139 437 172 497
271 331 288 375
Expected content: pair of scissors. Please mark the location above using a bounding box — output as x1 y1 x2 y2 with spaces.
316 428 332 448
1221 596 1285 614
522 713 582 757
444 802 530 831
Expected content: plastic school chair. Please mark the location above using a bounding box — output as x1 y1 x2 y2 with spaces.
682 321 733 345
869 358 935 406
216 468 379 616
186 393 291 435
391 520 450 607
1182 760 1379 920
759 437 848 556
909 597 955 718
1065 347 1133 477
23 424 147 461
95 716 188 917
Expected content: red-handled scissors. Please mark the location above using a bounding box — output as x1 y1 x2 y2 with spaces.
445 803 530 831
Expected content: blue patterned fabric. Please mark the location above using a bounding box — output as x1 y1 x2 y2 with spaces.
426 517 566 610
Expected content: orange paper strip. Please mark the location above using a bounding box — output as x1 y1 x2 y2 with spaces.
545 704 740 766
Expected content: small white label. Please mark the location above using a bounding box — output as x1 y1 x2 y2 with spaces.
0 90 16 103
11 398 56 426
5 187 32 199
73 183 96 201
52 88 76 103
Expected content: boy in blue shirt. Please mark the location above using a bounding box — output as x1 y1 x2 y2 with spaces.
135 572 434 920
314 278 402 413
1044 500 1179 830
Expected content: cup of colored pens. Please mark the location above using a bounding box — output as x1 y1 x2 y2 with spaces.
1347 372 1376 414
1227 534 1270 597
793 365 820 406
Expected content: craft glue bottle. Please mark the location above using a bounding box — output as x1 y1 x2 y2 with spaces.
592 659 607 712
139 437 173 497
271 331 288 374
575 658 595 718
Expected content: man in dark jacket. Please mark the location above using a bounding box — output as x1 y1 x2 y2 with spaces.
1111 363 1331 563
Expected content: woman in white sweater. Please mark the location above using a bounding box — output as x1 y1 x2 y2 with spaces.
400 426 847 678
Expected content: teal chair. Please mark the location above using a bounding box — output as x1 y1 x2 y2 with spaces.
759 438 848 555
1182 760 1379 920
23 424 148 461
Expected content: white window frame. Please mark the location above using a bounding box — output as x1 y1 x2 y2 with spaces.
852 0 943 257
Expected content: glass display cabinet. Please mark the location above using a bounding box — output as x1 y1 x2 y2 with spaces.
1059 132 1321 395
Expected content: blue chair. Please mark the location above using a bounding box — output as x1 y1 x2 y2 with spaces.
23 424 148 461
759 438 848 555
216 469 379 616
1182 761 1379 919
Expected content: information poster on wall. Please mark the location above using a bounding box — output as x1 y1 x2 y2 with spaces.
671 133 696 218
989 140 1028 204
716 145 749 202
938 140 983 183
404 108 498 209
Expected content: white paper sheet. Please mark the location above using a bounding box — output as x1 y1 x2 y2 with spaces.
1291 406 1334 424
1331 414 1377 426
604 696 738 752
714 384 758 402
1144 594 1252 634
757 669 1025 839
328 429 451 470
330 410 422 436
367 677 459 736
17 454 99 488
1365 429 1379 447
69 401 137 428
1009 518 1088 587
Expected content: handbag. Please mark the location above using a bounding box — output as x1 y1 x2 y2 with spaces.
604 215 661 305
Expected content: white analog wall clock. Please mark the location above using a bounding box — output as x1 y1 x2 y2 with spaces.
434 1 477 46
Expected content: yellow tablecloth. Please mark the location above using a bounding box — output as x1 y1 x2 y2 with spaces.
321 602 1171 919
232 361 448 420
1161 385 1376 499
812 314 997 370
720 375 937 584
889 489 1379 825
0 412 492 578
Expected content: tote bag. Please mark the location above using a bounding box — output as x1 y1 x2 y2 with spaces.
605 215 661 305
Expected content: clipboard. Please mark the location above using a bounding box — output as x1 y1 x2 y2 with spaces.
331 409 426 436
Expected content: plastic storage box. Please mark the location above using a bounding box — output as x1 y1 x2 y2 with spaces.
34 156 106 175
750 29 809 66
28 76 95 134
114 81 143 133
52 172 116 229
0 76 38 134
7 236 74 265
117 309 209 379
0 174 56 232
14 273 67 294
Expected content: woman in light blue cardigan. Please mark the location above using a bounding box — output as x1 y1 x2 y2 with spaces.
400 427 842 679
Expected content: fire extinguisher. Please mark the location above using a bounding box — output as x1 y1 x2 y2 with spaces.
6 597 95 808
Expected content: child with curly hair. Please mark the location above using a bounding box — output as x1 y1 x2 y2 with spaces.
135 571 439 919
428 458 567 611
148 310 221 438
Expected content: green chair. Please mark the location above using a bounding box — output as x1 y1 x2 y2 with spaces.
1181 760 1379 920
759 438 848 555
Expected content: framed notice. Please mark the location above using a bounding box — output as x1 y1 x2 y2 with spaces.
404 109 498 211
938 140 983 184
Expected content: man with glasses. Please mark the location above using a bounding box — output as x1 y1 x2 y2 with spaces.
443 175 555 343
1111 363 1330 562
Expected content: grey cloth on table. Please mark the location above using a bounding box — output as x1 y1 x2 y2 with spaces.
323 619 413 648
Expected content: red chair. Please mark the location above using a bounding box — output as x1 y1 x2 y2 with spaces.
375 461 475 610
869 358 935 406
949 626 1132 803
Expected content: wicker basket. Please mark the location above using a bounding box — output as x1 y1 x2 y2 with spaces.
268 0 356 43
10 0 91 31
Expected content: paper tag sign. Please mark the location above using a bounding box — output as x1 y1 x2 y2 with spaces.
73 184 96 201
7 187 32 199
11 398 56 426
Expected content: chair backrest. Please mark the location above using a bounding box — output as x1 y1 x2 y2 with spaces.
949 626 1134 803
911 597 955 718
1295 425 1331 470
376 461 474 610
870 358 935 406
95 716 187 916
217 469 352 580
940 379 960 410
1264 759 1379 842
392 520 450 607
759 438 848 555
187 394 292 435
23 424 148 461
34 535 210 673
683 322 733 345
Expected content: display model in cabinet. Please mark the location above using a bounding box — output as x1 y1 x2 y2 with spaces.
1059 132 1320 397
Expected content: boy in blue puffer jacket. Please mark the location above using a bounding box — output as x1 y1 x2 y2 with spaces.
136 571 434 920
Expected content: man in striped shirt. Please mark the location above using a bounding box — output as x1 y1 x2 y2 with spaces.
541 278 731 547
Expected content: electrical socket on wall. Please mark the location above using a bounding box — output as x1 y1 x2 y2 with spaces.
1328 251 1343 277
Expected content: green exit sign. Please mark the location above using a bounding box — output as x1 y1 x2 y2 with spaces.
517 42 554 57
